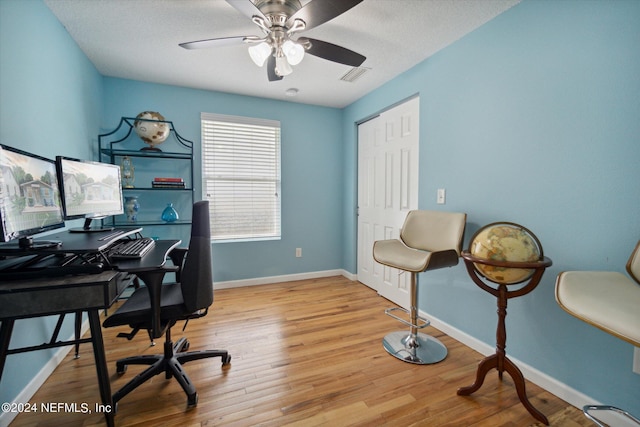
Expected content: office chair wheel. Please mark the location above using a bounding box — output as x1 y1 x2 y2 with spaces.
187 393 198 408
116 361 127 375
174 336 189 352
222 354 231 365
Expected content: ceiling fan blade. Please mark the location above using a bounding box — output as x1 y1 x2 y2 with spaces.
179 36 248 50
300 38 366 67
226 0 268 22
267 56 283 82
287 0 364 31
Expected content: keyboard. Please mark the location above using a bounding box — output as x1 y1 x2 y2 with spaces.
109 237 155 259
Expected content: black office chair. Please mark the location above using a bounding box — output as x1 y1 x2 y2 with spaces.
103 201 230 408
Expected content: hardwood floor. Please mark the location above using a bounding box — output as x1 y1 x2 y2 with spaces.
10 276 590 426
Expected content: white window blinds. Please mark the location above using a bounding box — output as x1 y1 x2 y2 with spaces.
201 113 281 241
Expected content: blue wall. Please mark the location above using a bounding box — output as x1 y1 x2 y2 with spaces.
343 0 640 414
102 79 344 281
0 0 104 406
1 0 638 418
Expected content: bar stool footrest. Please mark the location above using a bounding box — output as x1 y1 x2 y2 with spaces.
385 307 430 329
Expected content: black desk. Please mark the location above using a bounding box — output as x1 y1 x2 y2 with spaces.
0 234 180 427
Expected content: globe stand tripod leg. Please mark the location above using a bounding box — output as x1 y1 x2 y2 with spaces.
456 353 497 395
504 356 549 425
457 353 548 425
457 283 549 426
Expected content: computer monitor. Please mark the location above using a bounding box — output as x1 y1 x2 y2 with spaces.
0 144 65 249
56 156 124 232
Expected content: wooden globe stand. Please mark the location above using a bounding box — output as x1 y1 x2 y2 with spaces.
458 252 553 425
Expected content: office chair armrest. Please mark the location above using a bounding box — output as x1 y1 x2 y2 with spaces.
168 247 188 264
168 247 188 282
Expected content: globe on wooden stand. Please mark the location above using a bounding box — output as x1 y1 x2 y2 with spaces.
458 222 552 425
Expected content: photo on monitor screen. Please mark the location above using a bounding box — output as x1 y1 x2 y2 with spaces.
0 144 65 247
56 157 123 231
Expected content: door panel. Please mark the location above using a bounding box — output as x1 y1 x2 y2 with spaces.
357 97 419 308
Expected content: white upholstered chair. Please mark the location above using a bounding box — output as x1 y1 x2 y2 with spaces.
555 240 640 427
373 210 466 364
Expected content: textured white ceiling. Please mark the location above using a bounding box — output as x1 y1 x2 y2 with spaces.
44 0 520 108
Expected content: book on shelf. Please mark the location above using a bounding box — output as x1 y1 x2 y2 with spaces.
152 181 186 188
153 177 184 183
152 177 185 188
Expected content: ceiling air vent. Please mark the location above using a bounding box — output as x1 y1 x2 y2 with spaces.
340 67 370 83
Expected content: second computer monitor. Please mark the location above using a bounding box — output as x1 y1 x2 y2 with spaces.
56 156 123 232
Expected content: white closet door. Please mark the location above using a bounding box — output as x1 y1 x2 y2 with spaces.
357 97 419 308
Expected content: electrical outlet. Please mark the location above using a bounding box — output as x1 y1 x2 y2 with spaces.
437 188 446 204
634 347 640 374
296 248 302 258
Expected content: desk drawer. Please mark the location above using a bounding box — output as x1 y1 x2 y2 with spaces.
108 272 137 305
0 271 127 319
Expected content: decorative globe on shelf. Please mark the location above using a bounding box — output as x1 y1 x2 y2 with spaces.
134 111 170 151
469 222 543 284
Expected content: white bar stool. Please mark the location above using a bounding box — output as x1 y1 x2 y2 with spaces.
555 240 640 427
373 210 466 364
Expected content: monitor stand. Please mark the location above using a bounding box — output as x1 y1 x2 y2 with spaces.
68 218 115 233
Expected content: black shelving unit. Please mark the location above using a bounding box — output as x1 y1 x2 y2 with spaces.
98 117 194 229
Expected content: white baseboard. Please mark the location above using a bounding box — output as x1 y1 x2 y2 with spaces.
423 309 601 410
214 269 354 289
0 320 90 426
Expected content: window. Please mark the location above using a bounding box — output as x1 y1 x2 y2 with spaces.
201 113 281 241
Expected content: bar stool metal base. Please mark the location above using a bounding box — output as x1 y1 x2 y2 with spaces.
382 331 447 364
583 405 640 427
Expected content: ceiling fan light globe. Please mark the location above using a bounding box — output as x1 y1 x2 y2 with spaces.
282 40 305 66
275 56 293 76
248 42 272 67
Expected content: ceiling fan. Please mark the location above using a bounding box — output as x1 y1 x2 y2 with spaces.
179 0 366 81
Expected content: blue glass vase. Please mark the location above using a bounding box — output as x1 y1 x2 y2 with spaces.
161 203 179 222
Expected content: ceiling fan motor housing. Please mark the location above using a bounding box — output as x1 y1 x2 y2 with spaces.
255 0 302 26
